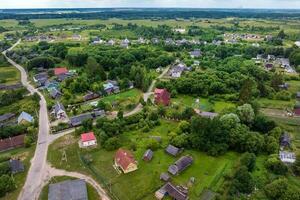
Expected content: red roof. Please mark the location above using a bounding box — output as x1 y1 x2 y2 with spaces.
81 132 96 142
54 68 68 76
154 88 170 106
154 88 165 95
294 108 300 116
115 149 136 170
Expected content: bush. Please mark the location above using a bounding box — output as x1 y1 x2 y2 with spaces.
265 155 288 175
104 137 121 151
240 152 256 172
0 175 15 197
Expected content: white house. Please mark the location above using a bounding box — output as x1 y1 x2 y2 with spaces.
279 151 296 164
80 132 97 148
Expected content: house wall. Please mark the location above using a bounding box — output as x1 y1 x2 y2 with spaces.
123 163 138 174
82 140 96 147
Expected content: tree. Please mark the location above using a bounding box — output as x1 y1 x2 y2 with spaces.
230 166 254 195
85 57 106 81
171 134 189 148
0 175 15 197
117 108 124 120
271 73 283 91
239 78 255 104
277 30 286 39
104 137 121 151
181 107 195 120
265 155 288 175
220 113 240 129
264 178 288 200
264 135 279 154
27 57 54 70
237 104 255 125
241 132 264 154
292 154 300 176
145 138 160 150
0 162 10 176
240 152 256 172
49 43 67 59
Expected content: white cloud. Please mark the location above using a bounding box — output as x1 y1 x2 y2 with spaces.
0 0 299 9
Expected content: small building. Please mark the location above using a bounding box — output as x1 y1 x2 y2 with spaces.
17 112 34 124
48 179 88 200
155 182 188 200
45 81 59 92
83 91 100 101
69 113 93 127
0 134 25 152
114 148 138 174
93 109 105 118
278 83 289 90
151 38 160 44
33 72 48 86
295 41 300 47
0 113 15 123
120 38 130 48
107 39 115 46
294 107 300 116
80 132 97 147
143 149 153 161
165 145 182 157
265 63 274 70
72 34 82 40
154 88 170 106
168 156 193 175
190 49 202 58
138 37 146 44
54 68 68 76
280 133 291 148
9 159 24 174
279 151 296 164
103 81 120 94
50 88 62 99
296 92 300 100
160 173 171 182
198 111 218 119
52 102 66 120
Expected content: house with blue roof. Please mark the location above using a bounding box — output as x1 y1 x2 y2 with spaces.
103 81 120 94
18 111 34 124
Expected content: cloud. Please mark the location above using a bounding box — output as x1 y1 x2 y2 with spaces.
0 0 299 9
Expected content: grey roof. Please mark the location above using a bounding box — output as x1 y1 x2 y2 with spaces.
190 49 202 57
0 113 15 122
296 92 300 98
199 112 218 119
168 156 193 175
9 159 24 174
93 110 105 117
48 179 88 200
143 149 153 161
162 182 188 200
54 102 65 114
50 88 62 99
280 133 291 147
165 145 181 156
160 173 170 182
70 113 93 127
34 72 48 81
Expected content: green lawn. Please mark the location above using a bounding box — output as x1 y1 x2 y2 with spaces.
39 176 99 200
172 95 235 113
0 146 35 200
0 66 20 85
48 120 239 200
258 98 295 109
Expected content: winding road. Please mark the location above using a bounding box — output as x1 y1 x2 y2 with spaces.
3 40 110 200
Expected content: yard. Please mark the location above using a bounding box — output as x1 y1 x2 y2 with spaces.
172 95 235 113
0 146 35 200
48 120 239 200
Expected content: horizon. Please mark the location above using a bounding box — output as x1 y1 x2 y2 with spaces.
1 0 300 9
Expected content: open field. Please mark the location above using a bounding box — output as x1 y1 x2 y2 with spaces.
0 146 35 200
48 120 239 200
0 66 20 84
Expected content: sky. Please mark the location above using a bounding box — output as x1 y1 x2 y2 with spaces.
0 0 299 9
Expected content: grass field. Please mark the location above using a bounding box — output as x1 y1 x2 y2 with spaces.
48 119 239 200
172 95 235 113
0 95 38 116
0 66 20 85
0 146 35 200
39 176 99 200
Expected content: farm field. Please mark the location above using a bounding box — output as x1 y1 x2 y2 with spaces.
0 66 20 85
48 120 239 200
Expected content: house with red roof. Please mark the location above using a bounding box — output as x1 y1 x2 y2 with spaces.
114 149 138 174
54 67 68 76
154 88 170 106
80 132 97 148
294 108 300 116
